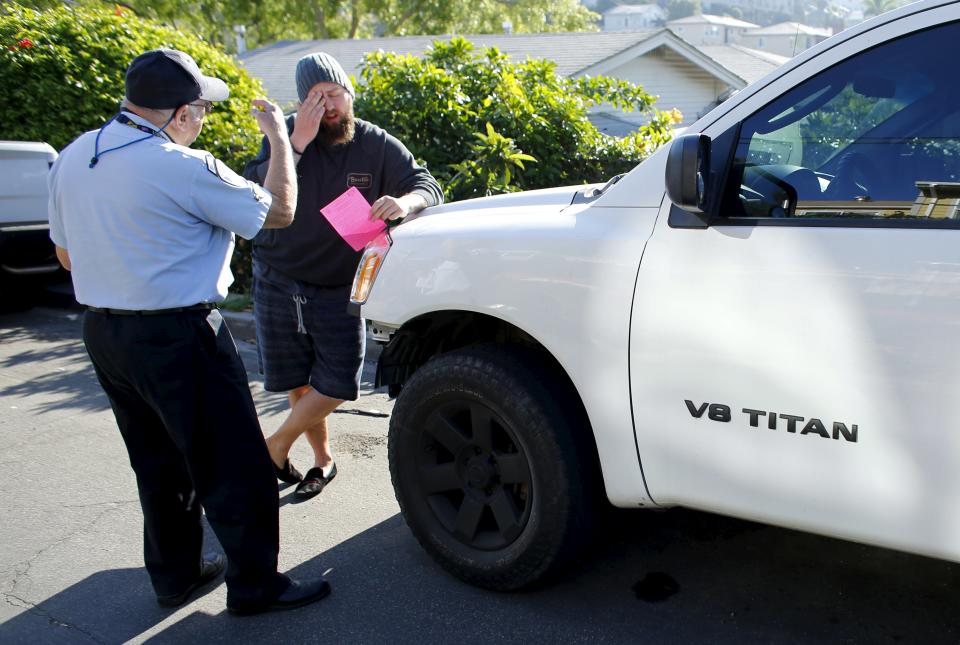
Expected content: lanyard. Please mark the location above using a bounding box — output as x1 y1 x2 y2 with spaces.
88 111 174 169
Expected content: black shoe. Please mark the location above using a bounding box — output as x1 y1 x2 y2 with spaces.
156 553 226 608
273 458 303 484
293 463 337 500
227 577 331 616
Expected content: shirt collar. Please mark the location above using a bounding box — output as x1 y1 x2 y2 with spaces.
117 109 174 142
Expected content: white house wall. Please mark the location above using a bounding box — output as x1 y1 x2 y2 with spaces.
603 46 732 126
671 24 717 44
740 33 822 56
605 15 661 30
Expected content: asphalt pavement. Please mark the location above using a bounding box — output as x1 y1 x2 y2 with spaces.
1 297 959 644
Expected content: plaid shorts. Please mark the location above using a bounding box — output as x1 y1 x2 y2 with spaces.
251 261 365 400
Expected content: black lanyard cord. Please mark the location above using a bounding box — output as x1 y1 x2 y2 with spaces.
89 111 175 169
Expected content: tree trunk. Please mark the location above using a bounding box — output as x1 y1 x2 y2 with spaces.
349 0 361 38
315 2 329 39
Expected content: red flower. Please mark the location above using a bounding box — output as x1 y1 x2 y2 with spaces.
17 38 33 48
114 5 123 16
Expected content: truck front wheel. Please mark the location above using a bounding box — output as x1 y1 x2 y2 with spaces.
388 344 596 590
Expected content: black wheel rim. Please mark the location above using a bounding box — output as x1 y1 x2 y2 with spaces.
415 400 533 551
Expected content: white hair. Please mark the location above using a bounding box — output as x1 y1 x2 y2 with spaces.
121 98 177 121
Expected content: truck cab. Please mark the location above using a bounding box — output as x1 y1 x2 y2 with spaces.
353 0 960 590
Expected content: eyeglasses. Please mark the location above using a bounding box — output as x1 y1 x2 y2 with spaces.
187 102 214 115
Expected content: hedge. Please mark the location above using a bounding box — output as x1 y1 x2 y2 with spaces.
0 3 265 292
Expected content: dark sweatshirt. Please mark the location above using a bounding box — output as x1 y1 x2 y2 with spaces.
243 115 443 286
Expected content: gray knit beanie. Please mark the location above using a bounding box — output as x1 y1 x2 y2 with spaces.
295 52 354 102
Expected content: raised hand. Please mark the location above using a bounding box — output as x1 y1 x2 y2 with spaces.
291 87 328 152
251 98 287 142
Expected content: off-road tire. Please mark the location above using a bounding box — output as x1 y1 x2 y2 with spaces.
388 344 597 590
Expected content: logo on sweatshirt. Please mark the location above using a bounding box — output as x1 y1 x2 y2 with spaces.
347 173 372 190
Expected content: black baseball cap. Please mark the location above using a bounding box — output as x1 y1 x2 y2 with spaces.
125 48 229 109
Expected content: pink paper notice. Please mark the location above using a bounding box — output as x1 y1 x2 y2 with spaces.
320 186 386 251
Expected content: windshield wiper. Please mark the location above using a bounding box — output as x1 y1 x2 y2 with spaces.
586 173 626 198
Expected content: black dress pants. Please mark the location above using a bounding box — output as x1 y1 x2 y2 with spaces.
82 308 287 606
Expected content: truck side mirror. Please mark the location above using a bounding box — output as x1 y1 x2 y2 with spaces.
665 134 711 215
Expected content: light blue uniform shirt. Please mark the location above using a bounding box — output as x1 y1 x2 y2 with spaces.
48 111 272 309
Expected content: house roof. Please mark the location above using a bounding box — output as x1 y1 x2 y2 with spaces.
697 44 789 83
240 29 785 106
666 14 759 29
575 29 786 87
745 22 833 37
590 110 648 137
604 4 665 15
240 31 659 105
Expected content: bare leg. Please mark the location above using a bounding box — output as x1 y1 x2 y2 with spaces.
304 414 335 470
265 385 343 469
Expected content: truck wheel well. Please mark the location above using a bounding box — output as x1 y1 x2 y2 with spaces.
376 311 549 392
375 311 602 496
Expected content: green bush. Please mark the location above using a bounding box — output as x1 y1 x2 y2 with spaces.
0 2 265 292
355 37 680 201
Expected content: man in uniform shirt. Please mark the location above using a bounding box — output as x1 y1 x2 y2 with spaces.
242 52 443 501
48 48 329 615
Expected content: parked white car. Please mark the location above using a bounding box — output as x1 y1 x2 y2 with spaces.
0 141 61 294
352 0 960 590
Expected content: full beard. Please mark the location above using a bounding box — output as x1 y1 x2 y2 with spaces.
317 108 356 146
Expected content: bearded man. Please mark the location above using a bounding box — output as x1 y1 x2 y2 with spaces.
242 52 443 501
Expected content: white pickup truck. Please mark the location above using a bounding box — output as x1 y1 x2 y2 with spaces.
0 141 61 297
351 0 960 590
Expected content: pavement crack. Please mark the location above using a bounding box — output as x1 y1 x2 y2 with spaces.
1 592 106 644
1 501 136 644
2 591 33 609
1 503 131 643
62 500 139 509
4 502 132 597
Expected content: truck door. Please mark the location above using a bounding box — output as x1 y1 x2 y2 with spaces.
630 16 960 562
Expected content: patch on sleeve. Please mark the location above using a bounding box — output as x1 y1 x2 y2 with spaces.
204 154 248 188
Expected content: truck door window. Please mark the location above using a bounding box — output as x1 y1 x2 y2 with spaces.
722 22 960 224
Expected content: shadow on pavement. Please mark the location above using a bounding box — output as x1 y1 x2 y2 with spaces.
5 509 959 645
0 310 108 415
0 567 170 644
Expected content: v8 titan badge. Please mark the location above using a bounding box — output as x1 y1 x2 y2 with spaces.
685 399 859 443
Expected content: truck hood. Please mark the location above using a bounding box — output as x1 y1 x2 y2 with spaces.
0 141 58 227
413 184 601 220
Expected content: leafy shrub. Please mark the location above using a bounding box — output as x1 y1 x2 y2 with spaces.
0 2 265 291
355 37 680 201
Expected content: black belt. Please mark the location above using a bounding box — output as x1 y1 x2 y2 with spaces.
86 303 217 316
